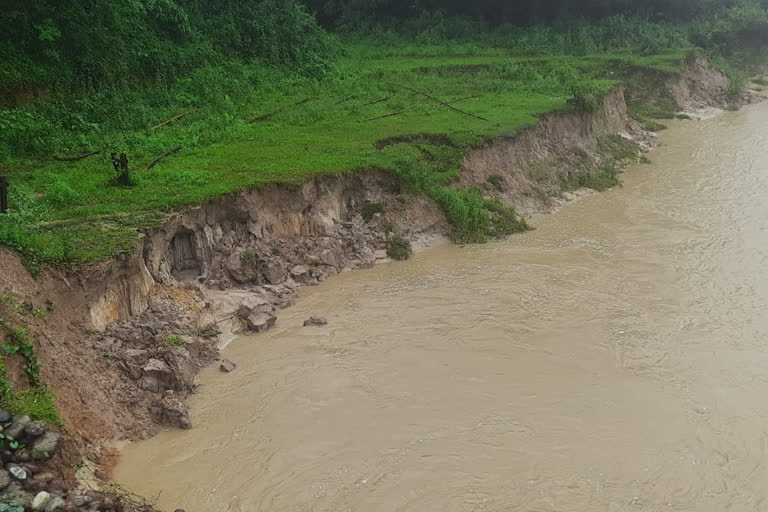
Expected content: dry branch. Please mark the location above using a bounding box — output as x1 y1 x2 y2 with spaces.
52 150 100 162
145 146 182 171
365 110 407 121
385 82 488 121
150 109 197 130
247 97 314 124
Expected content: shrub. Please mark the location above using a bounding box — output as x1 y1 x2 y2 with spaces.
386 234 412 261
361 202 384 222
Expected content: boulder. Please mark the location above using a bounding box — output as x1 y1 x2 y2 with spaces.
220 360 237 373
160 392 192 430
32 433 60 458
6 464 26 481
245 312 276 333
123 348 149 367
303 316 328 327
138 359 173 393
263 261 287 285
0 410 12 425
31 491 50 511
44 496 65 511
5 416 30 439
24 421 46 438
228 250 259 283
290 265 309 283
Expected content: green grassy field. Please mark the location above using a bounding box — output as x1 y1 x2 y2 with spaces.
0 50 687 265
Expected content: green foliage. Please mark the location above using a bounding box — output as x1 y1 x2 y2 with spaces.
361 202 385 222
0 318 59 424
597 135 639 160
644 120 667 131
6 386 60 425
386 234 413 261
166 335 183 347
487 174 504 188
0 502 24 512
579 164 622 191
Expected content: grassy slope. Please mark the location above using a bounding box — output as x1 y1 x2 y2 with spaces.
0 50 686 264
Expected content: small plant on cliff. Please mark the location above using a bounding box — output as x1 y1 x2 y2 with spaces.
386 235 413 261
579 164 622 191
644 120 667 132
487 174 504 189
361 202 385 222
598 135 638 160
166 335 183 347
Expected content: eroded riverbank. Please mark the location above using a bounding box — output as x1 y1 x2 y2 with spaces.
115 99 768 510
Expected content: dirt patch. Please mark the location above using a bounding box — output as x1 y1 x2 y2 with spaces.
375 133 455 149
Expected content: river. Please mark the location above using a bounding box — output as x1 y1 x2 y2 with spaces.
115 101 768 511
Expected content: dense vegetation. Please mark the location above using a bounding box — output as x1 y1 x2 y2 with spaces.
0 0 766 265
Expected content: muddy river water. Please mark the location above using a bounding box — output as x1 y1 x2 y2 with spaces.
115 102 768 511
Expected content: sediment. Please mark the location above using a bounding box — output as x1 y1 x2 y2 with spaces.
0 56 758 509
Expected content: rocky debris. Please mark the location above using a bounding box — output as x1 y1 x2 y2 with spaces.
303 316 328 327
158 391 192 429
138 359 173 393
0 411 11 425
263 261 287 284
220 359 237 372
290 265 309 283
236 297 277 334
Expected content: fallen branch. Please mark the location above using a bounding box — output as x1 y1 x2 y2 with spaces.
334 94 357 105
366 109 406 121
385 82 488 121
145 146 182 171
52 150 100 162
247 97 314 124
150 109 197 130
364 95 394 106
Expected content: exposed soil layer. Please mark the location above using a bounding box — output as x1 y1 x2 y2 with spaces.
0 57 756 494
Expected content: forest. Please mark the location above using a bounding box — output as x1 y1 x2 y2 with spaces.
0 0 766 265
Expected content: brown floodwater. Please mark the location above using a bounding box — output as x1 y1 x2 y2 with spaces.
115 102 768 512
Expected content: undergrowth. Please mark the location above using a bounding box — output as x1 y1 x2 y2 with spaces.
0 319 59 424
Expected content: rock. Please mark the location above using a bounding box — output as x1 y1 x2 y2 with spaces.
7 464 26 480
31 491 50 511
0 410 12 425
5 416 30 439
245 311 276 333
31 433 60 458
98 495 114 511
0 469 10 490
24 421 46 438
71 494 92 507
0 450 13 463
263 261 287 285
160 392 191 430
303 316 328 327
138 359 173 393
44 496 65 512
220 360 236 373
123 348 149 367
228 250 259 283
290 265 309 283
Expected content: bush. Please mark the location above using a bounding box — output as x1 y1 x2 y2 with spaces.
361 202 384 222
386 234 412 261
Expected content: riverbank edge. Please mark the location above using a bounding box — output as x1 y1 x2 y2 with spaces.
0 56 760 510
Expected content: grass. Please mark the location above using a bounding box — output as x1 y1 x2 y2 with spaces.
0 49 691 264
